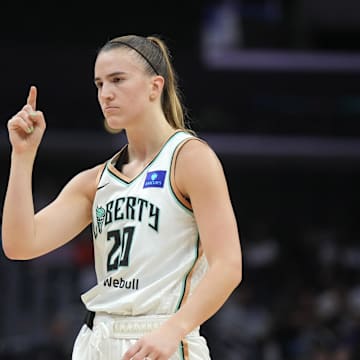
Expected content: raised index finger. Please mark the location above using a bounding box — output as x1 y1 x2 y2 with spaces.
27 85 37 110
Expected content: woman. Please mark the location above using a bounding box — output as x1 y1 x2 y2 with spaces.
2 34 242 360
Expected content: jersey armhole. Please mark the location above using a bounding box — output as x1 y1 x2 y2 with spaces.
95 162 107 187
170 137 206 211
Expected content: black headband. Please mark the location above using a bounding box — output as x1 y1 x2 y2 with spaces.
109 40 159 75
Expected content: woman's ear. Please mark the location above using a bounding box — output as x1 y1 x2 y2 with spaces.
149 75 165 101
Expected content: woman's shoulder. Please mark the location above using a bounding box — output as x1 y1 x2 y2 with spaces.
64 162 107 199
173 136 229 202
67 147 122 197
177 136 220 166
175 136 224 184
77 162 107 181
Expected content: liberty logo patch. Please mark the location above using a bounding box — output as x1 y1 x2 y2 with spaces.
143 170 166 188
96 206 106 233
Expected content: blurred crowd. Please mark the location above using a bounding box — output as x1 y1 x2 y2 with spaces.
0 224 95 359
204 221 360 360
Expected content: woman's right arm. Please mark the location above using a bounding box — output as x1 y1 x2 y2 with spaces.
2 86 98 260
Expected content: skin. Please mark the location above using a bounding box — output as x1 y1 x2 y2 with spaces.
2 47 242 360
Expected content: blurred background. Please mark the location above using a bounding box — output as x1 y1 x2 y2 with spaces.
1 0 360 359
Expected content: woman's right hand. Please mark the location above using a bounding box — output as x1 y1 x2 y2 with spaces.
7 85 46 155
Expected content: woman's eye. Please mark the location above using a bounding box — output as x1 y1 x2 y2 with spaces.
112 77 122 83
95 82 103 89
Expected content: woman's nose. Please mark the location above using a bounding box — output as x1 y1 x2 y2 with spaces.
100 83 114 100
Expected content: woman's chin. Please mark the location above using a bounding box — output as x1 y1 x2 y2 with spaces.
103 119 123 134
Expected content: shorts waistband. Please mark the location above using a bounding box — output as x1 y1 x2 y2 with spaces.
84 310 199 338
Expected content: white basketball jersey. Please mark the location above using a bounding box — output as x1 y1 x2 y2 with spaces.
81 131 208 315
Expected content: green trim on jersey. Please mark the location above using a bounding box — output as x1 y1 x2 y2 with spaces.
169 183 193 215
106 164 130 185
105 131 189 186
169 140 194 214
175 234 200 311
179 341 185 360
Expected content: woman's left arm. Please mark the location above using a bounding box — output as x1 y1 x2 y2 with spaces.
166 138 243 334
123 139 242 360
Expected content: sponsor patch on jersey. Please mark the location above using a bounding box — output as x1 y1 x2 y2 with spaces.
143 170 166 188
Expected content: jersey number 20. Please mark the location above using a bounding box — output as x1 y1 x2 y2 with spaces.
107 226 135 271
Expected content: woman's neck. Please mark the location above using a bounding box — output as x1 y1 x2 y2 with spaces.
125 121 177 163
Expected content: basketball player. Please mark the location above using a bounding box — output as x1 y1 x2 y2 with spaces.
2 34 242 359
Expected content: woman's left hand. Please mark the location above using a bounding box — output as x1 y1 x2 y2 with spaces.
122 324 183 360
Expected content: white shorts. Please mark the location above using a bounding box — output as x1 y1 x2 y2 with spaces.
72 312 211 360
